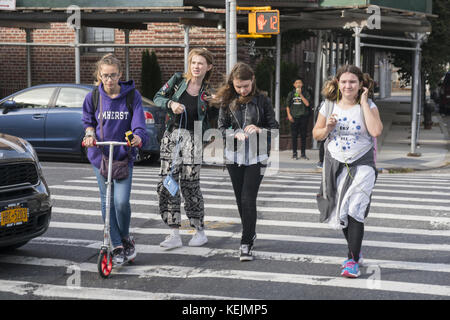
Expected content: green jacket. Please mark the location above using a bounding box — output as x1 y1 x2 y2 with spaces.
153 72 212 133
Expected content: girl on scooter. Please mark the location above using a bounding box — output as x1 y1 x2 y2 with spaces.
82 53 148 265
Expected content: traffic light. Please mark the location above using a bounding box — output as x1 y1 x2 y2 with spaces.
248 10 280 35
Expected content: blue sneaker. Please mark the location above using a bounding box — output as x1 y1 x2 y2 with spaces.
341 259 360 278
341 253 364 268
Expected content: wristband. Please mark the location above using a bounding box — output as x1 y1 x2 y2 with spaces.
85 129 95 138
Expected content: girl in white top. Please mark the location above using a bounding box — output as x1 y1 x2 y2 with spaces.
313 65 383 278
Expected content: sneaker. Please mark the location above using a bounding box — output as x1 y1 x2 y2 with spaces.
292 153 298 160
316 161 323 168
341 253 364 268
300 155 309 160
160 234 182 249
188 230 208 247
122 236 137 261
341 259 361 278
239 244 254 261
112 247 126 266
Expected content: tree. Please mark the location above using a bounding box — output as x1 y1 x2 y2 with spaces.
141 49 162 99
391 0 450 89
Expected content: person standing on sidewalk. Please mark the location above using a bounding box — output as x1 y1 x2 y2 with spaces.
82 53 149 265
286 79 311 160
214 62 279 261
153 48 214 250
313 64 382 278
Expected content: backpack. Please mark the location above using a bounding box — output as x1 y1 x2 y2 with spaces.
91 86 135 119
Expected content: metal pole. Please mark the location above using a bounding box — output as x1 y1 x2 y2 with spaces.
330 32 336 76
184 25 190 73
325 32 330 77
25 29 32 87
229 0 237 70
275 33 281 124
273 33 281 152
225 0 230 74
379 58 386 99
354 26 361 68
409 33 422 156
75 28 80 84
336 36 341 69
124 29 130 81
313 30 323 150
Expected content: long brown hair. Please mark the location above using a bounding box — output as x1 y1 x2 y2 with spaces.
184 48 214 83
322 64 374 102
211 62 258 111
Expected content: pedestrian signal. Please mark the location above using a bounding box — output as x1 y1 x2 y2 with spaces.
248 10 280 34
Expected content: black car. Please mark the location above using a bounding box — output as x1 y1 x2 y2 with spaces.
0 133 52 250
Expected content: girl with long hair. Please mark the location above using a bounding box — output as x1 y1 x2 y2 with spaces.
153 48 215 249
214 62 279 261
313 64 382 278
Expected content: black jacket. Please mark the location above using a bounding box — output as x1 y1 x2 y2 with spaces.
218 93 279 162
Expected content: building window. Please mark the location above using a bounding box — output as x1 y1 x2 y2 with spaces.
83 27 115 53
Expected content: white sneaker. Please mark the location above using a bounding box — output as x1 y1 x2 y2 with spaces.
188 231 208 247
160 234 182 249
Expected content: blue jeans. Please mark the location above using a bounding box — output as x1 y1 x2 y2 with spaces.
93 165 133 248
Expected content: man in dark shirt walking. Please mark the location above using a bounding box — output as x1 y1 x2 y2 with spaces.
286 79 311 160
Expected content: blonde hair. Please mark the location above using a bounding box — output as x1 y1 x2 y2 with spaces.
184 48 214 83
211 62 257 110
322 64 374 102
93 53 122 85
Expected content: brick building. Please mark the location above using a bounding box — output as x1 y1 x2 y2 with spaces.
0 22 227 98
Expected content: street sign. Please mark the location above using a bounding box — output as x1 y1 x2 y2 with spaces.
248 10 280 35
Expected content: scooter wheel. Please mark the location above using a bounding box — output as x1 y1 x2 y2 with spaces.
98 250 113 278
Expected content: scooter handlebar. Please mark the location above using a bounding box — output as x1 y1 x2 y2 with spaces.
82 140 142 148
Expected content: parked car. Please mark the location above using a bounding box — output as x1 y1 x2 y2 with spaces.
0 133 52 250
0 84 166 161
438 72 450 114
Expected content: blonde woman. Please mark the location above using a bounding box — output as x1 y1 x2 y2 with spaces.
313 64 382 278
153 48 215 249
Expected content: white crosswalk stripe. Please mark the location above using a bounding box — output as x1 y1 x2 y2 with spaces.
1 167 449 299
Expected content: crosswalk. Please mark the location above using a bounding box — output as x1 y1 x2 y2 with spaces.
1 165 450 300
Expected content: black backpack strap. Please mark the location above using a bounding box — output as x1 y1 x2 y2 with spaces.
92 86 135 120
126 88 135 119
92 86 100 113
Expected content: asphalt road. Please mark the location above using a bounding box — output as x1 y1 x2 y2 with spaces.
0 159 449 308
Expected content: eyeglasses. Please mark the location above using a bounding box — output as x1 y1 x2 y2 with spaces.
100 73 120 81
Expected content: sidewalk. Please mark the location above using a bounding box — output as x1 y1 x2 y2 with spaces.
203 94 450 174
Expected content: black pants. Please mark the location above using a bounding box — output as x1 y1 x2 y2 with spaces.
342 216 364 262
226 163 264 245
291 115 309 156
318 140 324 163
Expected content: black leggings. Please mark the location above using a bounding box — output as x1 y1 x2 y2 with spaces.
342 216 364 262
226 163 264 245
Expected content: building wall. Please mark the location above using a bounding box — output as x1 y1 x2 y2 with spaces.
0 23 226 98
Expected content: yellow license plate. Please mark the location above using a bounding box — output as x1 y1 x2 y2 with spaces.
1 205 28 227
